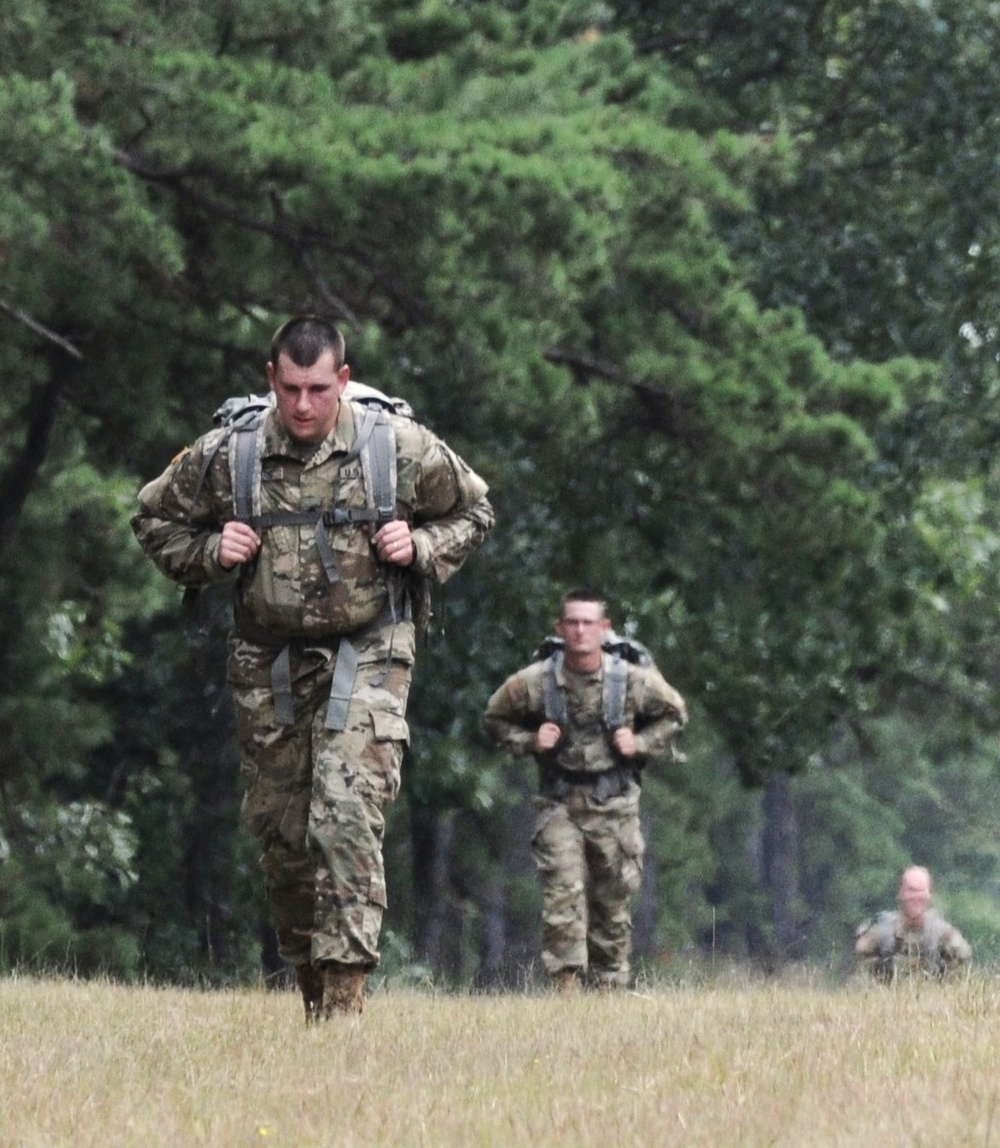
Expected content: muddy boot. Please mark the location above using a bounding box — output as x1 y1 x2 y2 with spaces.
552 968 581 995
295 963 324 1025
319 961 366 1017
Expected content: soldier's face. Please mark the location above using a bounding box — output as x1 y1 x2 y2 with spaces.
267 349 349 444
898 870 931 923
555 601 610 659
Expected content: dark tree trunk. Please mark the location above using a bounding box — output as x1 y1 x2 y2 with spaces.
0 373 63 554
761 772 804 962
473 867 507 989
410 801 456 971
631 810 658 965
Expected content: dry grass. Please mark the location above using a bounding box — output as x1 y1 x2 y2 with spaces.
1 971 999 1146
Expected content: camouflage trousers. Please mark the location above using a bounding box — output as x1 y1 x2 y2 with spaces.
230 628 412 970
531 781 645 986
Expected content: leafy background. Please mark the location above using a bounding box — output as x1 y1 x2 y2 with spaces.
3 0 1000 984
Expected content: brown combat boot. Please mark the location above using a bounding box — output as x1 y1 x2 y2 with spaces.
295 963 324 1025
552 968 581 995
319 961 366 1017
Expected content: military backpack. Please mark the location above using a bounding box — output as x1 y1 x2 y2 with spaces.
200 381 414 554
531 633 653 732
191 381 418 732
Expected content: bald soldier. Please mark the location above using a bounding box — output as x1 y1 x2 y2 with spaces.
854 865 971 980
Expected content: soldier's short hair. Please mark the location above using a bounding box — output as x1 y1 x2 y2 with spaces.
559 587 607 619
270 315 346 371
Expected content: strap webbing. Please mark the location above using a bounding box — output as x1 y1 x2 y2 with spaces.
542 650 629 735
364 409 397 523
325 637 360 731
313 521 340 584
541 653 568 727
602 651 628 731
252 507 380 529
270 644 295 725
231 418 266 523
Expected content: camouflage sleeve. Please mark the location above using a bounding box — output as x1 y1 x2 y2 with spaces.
940 922 972 969
631 664 688 759
130 433 235 587
853 918 881 957
483 672 542 757
399 424 494 584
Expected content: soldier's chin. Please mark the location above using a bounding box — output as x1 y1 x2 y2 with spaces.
289 422 320 442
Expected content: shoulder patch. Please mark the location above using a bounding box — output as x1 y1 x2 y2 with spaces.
171 446 191 465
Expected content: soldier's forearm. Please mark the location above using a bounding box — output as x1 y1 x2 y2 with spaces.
411 496 494 583
131 515 230 585
483 717 536 757
632 717 685 758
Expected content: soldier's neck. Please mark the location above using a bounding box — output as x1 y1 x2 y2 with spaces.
563 651 602 675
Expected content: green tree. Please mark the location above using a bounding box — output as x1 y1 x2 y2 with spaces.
2 0 993 979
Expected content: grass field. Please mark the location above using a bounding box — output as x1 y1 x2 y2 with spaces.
1 970 998 1146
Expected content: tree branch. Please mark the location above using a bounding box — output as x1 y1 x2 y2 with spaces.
544 346 688 440
0 296 84 360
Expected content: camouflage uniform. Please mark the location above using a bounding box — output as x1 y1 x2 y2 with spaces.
132 397 492 972
483 652 686 986
854 908 971 980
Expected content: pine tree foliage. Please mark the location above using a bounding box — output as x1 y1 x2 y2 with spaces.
1 0 1000 976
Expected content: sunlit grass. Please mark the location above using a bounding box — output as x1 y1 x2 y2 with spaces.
1 971 998 1146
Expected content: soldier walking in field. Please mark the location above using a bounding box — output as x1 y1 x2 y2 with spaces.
854 865 971 980
132 315 493 1018
483 589 687 991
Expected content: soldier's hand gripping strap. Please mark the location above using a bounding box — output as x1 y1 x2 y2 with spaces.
313 404 396 584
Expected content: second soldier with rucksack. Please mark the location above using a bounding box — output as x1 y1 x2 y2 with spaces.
483 587 686 992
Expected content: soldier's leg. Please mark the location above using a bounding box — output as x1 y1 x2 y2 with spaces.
308 652 411 972
232 681 317 967
583 790 644 987
531 796 588 979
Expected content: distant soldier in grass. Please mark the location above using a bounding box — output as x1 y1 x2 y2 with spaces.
854 865 971 980
132 316 493 1019
483 589 687 992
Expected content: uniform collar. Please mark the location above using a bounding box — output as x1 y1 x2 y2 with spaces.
262 399 357 465
556 654 605 685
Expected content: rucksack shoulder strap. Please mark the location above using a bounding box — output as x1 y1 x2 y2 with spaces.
602 648 629 731
922 909 947 955
351 401 397 527
537 640 630 731
541 651 568 727
229 411 268 523
874 911 899 957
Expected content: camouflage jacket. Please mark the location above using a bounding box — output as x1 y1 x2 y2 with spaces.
483 655 687 775
132 397 494 650
854 908 972 979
